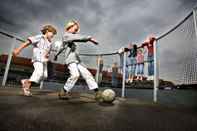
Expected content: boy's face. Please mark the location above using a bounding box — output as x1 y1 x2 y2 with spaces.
46 31 55 41
69 24 79 33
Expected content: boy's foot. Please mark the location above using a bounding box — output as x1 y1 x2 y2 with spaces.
23 88 32 96
21 79 28 88
21 80 32 97
95 91 103 102
58 88 71 99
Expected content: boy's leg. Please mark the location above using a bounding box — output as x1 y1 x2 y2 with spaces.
29 62 44 84
43 63 48 80
148 56 154 80
21 62 43 96
77 64 102 101
134 64 137 81
150 61 154 76
63 63 80 92
143 62 147 78
21 62 44 96
142 64 144 80
59 63 80 99
148 61 154 80
21 79 32 96
38 63 48 89
112 73 117 87
137 64 140 79
148 55 153 76
78 64 98 90
139 64 142 78
141 64 144 79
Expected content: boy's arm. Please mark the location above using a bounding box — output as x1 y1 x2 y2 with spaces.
13 35 42 57
64 33 91 42
89 38 99 45
64 33 99 45
13 40 31 56
141 42 148 47
54 47 65 61
54 43 68 61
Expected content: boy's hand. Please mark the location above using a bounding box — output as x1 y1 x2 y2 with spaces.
54 55 58 61
44 51 50 58
13 48 20 57
90 38 99 45
12 41 31 57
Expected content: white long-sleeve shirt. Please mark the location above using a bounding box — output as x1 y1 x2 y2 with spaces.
28 35 52 63
56 32 91 64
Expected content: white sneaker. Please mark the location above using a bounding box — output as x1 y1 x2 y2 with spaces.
147 76 154 80
126 79 129 83
150 76 154 80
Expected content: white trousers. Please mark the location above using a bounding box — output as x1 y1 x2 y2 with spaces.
29 62 48 83
64 63 98 92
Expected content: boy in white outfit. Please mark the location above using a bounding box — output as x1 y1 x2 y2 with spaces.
54 20 102 100
13 25 57 96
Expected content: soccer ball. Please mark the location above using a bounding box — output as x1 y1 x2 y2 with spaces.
102 89 116 103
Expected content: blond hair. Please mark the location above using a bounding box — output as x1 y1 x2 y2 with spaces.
41 25 57 35
65 20 80 32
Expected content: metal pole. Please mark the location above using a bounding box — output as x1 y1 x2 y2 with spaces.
2 38 16 87
193 8 197 85
153 40 159 102
95 56 100 83
121 51 127 98
193 8 197 40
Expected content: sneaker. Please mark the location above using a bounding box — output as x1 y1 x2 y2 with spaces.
95 91 103 102
58 88 71 99
147 76 154 81
129 79 133 83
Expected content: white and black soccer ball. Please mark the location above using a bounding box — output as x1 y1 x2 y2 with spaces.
102 89 116 103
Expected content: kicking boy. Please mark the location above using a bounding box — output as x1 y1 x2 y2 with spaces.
13 25 57 96
54 20 102 100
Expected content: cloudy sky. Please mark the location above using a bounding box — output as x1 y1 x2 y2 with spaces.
0 0 197 83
